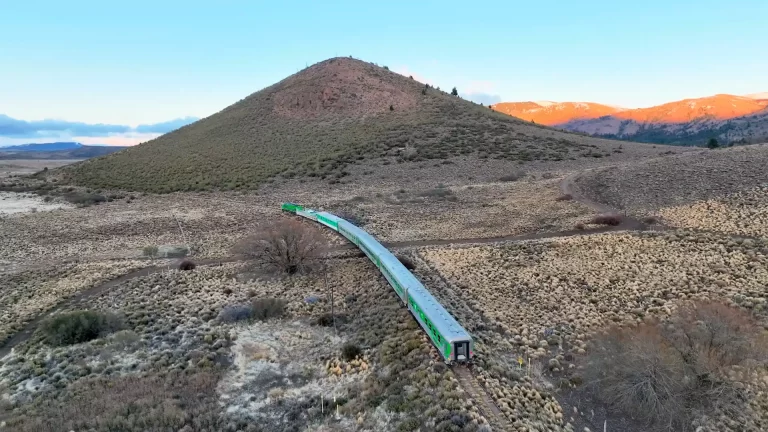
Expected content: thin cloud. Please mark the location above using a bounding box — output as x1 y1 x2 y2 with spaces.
0 114 129 137
0 114 199 146
393 66 431 85
135 116 199 134
461 92 502 105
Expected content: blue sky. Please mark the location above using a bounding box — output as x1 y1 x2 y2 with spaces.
1 0 766 146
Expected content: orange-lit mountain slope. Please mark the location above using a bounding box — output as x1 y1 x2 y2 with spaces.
490 101 622 125
493 93 768 145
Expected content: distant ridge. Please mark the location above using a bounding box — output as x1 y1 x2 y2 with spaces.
0 142 126 160
493 93 768 145
0 142 84 152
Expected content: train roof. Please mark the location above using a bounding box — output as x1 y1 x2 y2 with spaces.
333 217 471 342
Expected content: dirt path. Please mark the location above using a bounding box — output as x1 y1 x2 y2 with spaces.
560 169 650 231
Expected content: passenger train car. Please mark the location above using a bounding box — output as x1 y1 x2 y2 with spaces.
281 202 473 363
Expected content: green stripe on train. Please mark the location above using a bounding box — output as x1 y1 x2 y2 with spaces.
281 202 304 213
331 212 450 359
317 214 338 230
408 295 451 358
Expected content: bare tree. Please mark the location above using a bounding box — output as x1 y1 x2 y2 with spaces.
233 219 327 274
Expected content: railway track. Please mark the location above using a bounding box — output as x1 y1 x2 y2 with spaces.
452 364 512 431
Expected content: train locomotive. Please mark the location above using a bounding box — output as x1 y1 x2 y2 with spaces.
281 202 473 364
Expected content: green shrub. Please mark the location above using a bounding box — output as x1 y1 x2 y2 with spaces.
218 304 254 322
341 343 362 361
499 170 525 182
63 191 106 207
40 310 124 346
142 245 159 258
251 298 287 321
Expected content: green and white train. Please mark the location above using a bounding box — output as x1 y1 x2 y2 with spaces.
281 202 473 364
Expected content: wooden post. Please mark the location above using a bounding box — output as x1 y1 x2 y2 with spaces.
323 258 336 335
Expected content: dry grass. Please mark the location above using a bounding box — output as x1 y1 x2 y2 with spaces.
3 370 224 432
0 193 277 263
419 231 768 430
330 177 594 242
575 144 768 213
2 258 486 431
0 176 595 268
0 260 145 343
657 185 768 239
584 301 767 432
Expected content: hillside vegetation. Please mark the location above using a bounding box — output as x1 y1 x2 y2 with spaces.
59 57 634 193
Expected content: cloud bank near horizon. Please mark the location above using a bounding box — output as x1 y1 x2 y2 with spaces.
0 114 199 146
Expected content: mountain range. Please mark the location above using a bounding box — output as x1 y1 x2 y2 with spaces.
0 142 127 159
491 93 768 146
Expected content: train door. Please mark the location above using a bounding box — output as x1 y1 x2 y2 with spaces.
454 341 470 362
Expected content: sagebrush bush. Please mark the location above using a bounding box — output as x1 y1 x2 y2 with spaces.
556 193 573 201
178 259 196 271
341 342 362 361
218 304 254 323
142 245 158 258
251 298 287 321
499 170 525 182
584 300 767 431
40 310 124 346
315 313 347 327
589 213 623 226
643 215 659 225
397 254 416 270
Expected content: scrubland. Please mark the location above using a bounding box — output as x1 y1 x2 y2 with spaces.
1 258 486 431
658 185 768 239
419 230 768 431
0 260 146 344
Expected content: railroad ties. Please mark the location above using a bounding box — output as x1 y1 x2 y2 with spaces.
451 365 512 431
